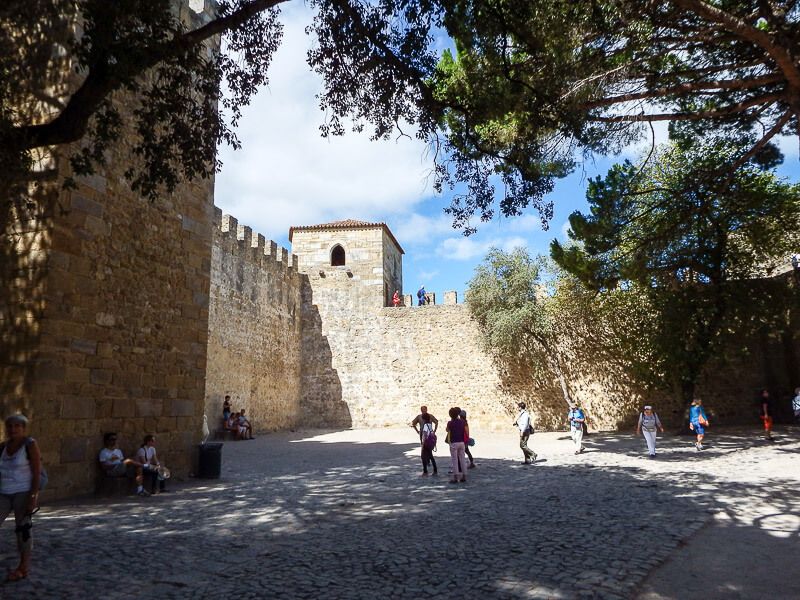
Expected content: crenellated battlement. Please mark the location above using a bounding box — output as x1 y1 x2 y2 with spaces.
213 206 299 278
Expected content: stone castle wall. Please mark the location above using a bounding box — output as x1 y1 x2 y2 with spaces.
204 210 303 432
1 0 216 499
0 163 215 499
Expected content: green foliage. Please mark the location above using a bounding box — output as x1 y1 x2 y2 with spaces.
551 140 800 400
467 247 603 403
428 0 799 227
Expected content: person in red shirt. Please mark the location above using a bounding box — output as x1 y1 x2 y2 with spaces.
392 290 401 307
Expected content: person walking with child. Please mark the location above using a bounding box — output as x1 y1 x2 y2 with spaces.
689 398 709 450
636 405 664 458
446 407 468 483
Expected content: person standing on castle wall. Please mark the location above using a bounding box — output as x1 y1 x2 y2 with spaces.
446 407 468 483
417 285 427 306
793 387 800 424
419 413 438 476
567 402 586 455
689 398 709 450
514 402 537 464
636 405 664 459
758 389 774 441
392 290 401 307
411 406 438 440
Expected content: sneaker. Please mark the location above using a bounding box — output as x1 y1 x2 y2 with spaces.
432 471 439 476
449 480 459 484
137 490 151 497
468 463 476 469
531 453 538 462
648 454 655 459
579 447 586 453
459 478 466 483
421 472 429 477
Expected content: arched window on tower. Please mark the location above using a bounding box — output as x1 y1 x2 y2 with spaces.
331 244 346 266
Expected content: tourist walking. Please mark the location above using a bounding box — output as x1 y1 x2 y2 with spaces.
513 402 537 464
0 415 43 582
446 407 468 483
689 398 709 450
793 387 800 424
636 405 664 458
460 409 476 468
419 414 438 476
758 389 774 441
567 402 586 455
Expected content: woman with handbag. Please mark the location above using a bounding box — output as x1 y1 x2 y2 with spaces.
0 414 42 582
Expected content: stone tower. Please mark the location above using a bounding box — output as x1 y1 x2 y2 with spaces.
289 220 404 309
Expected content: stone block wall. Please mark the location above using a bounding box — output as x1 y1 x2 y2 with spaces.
1 0 217 499
204 209 303 432
0 166 214 499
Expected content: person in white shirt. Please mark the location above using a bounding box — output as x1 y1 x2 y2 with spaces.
636 406 665 458
0 414 43 582
135 435 166 495
513 402 537 465
98 433 147 496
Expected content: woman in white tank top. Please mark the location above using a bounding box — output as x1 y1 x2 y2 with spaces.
0 414 42 582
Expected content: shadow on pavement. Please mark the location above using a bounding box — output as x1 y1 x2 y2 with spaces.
3 429 798 600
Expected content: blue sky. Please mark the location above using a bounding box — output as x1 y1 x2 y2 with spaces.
214 3 799 299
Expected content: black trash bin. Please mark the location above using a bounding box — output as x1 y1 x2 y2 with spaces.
198 442 223 479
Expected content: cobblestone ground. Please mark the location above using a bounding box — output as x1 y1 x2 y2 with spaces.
2 426 798 599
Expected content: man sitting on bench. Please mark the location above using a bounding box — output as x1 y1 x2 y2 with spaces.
98 433 148 497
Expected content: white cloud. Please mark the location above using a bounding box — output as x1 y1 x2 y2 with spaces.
214 4 433 242
436 235 531 261
390 212 455 248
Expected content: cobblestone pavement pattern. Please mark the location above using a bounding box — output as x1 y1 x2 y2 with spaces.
2 427 798 599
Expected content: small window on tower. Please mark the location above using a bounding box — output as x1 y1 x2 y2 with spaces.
331 245 346 266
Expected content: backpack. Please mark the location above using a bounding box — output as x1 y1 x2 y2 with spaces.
422 424 437 450
0 437 48 491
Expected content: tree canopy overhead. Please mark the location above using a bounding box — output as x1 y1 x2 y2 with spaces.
433 0 800 229
2 0 799 229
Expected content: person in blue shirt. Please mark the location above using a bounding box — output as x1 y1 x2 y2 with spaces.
567 403 586 455
417 285 427 306
689 398 709 450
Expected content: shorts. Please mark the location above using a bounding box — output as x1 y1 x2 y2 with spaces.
107 463 135 477
691 422 705 435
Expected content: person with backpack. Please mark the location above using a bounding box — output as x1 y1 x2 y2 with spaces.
689 398 709 450
0 414 43 582
410 406 438 441
567 402 586 455
636 405 664 458
513 402 537 464
419 413 438 476
417 285 427 306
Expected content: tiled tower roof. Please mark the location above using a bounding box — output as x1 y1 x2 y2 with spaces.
289 219 404 254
